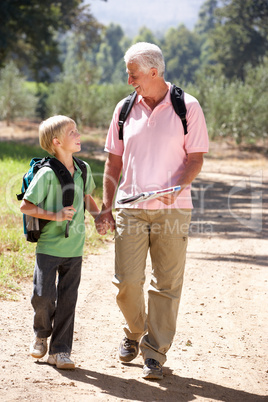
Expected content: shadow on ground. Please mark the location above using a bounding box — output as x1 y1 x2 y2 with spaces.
47 364 266 402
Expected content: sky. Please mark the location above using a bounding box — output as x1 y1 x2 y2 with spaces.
86 0 206 37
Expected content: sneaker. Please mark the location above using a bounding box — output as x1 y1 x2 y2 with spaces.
30 337 48 359
119 337 139 363
47 353 75 369
142 358 163 380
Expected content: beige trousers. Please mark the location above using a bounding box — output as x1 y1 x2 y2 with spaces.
113 208 191 365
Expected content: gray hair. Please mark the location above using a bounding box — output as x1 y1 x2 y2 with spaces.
124 42 165 77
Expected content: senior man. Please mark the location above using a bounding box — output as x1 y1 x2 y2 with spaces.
95 42 209 380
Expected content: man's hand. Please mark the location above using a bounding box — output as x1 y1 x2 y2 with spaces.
158 191 181 205
158 153 204 205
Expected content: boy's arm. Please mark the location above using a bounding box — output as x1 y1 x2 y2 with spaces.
85 195 110 236
20 199 76 222
95 153 122 234
84 194 100 219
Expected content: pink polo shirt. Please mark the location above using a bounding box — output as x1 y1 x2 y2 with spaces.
105 83 209 209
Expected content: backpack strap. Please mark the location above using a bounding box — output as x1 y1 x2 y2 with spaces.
118 91 137 140
118 86 188 140
48 158 74 207
73 157 87 194
170 85 188 135
47 158 75 238
73 157 88 235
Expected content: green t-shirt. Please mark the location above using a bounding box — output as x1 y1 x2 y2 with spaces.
24 159 95 257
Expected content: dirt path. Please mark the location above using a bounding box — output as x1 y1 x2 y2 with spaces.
0 131 267 401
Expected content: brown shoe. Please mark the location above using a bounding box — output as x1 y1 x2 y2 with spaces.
142 358 163 380
119 337 139 362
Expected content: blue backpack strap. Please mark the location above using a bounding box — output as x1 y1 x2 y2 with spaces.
16 157 48 200
118 91 137 140
170 85 188 135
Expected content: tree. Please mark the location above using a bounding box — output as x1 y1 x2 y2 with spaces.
210 0 268 80
163 24 201 83
195 0 219 36
95 23 129 84
194 0 220 76
0 0 101 82
133 27 160 46
0 61 37 125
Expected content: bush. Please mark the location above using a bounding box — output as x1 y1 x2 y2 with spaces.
186 58 268 143
0 61 37 125
46 78 130 128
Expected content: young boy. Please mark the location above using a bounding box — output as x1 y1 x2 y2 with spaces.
20 115 100 369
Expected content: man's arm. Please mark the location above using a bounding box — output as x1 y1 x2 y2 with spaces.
159 152 204 205
95 153 122 233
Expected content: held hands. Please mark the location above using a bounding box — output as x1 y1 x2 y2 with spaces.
95 211 115 235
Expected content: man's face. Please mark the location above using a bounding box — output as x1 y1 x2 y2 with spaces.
126 62 153 97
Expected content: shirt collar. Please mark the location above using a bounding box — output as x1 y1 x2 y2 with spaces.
136 81 172 106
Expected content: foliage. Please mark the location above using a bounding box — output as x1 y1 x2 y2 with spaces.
209 0 268 80
0 61 37 125
195 0 218 36
133 27 160 47
187 57 268 143
194 0 219 72
46 78 130 127
95 23 130 84
0 0 267 145
163 24 201 83
0 0 102 82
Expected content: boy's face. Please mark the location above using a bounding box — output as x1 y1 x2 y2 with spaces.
59 122 81 154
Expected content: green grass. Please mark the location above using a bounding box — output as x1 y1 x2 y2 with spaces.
0 141 109 299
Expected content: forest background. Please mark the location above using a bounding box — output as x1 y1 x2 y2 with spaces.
0 0 267 145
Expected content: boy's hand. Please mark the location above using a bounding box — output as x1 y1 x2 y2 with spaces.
56 206 76 221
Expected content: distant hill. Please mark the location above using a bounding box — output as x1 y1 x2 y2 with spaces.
87 0 205 37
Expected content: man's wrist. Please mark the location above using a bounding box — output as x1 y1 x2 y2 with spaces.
101 203 113 214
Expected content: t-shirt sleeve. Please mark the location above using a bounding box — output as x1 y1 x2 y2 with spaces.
23 167 54 205
184 95 209 154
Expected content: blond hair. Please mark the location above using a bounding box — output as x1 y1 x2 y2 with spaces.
39 115 75 155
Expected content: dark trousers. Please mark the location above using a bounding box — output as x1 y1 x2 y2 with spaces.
31 253 82 355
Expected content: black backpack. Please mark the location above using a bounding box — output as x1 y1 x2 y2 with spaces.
118 84 188 140
16 156 87 242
